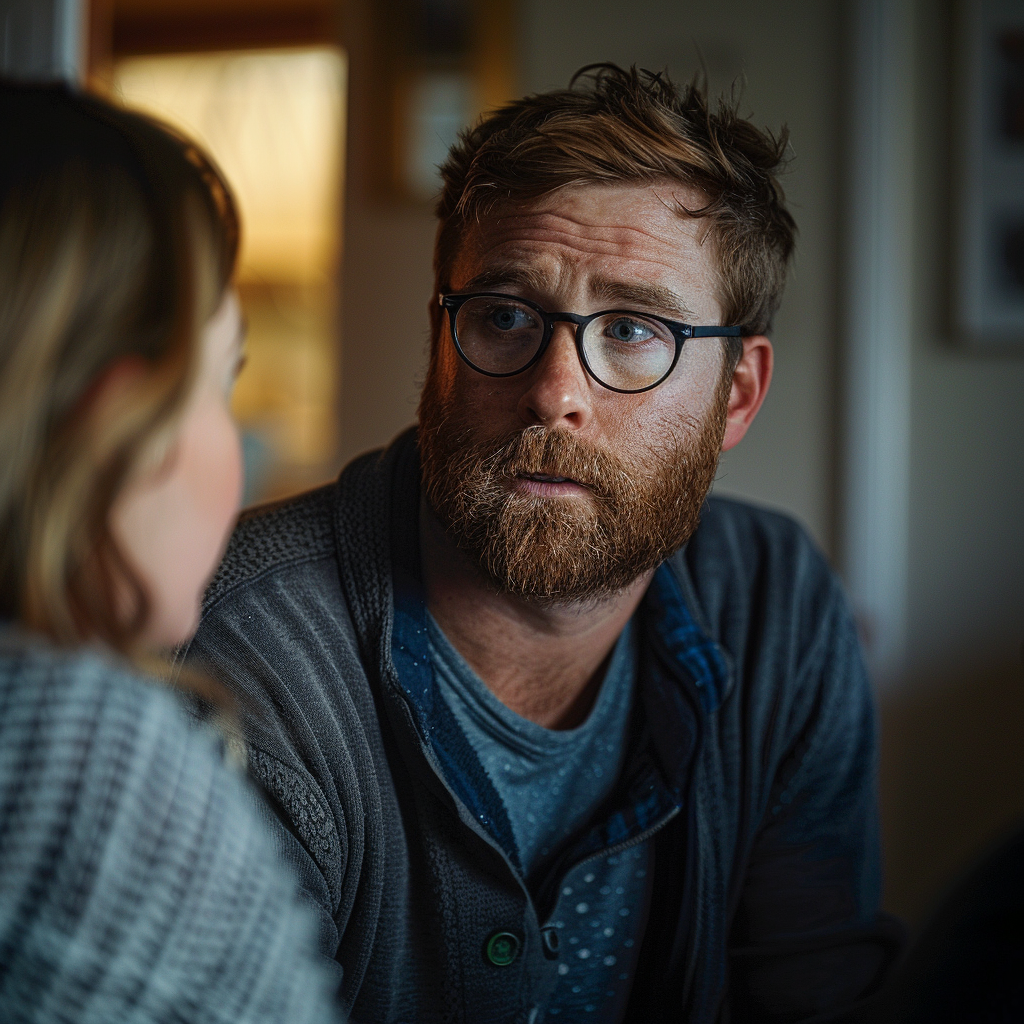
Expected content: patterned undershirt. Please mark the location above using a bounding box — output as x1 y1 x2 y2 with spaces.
428 615 653 1022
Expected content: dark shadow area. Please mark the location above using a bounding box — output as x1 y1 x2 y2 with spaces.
894 820 1024 1022
878 656 1024 926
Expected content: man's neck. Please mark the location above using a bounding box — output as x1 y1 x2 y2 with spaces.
419 498 652 730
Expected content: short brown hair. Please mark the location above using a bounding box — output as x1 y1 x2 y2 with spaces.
0 81 238 651
434 63 797 352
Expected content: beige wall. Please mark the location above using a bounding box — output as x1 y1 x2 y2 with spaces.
336 0 1024 927
336 0 437 465
877 0 1024 924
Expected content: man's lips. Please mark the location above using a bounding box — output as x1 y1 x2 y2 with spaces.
512 471 591 495
519 472 579 485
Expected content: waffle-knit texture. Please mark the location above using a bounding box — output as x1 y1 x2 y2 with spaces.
0 635 343 1024
203 485 336 612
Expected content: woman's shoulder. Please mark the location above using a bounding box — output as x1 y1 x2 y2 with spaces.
0 629 249 885
0 632 200 769
2 625 158 687
0 629 263 875
0 630 341 1023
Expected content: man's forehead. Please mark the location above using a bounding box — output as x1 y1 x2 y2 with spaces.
468 184 704 246
450 182 720 319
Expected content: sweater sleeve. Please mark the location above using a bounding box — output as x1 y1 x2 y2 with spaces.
0 647 343 1024
719 553 903 1022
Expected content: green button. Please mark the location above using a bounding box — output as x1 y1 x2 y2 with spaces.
485 930 520 966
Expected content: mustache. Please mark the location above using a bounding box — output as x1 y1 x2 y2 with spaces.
469 427 637 499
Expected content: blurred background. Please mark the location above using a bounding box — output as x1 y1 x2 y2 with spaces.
3 0 1022 939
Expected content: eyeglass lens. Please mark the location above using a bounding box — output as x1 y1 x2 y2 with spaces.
454 295 678 392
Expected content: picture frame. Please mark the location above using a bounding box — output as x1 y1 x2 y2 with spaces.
371 0 516 205
956 0 1024 347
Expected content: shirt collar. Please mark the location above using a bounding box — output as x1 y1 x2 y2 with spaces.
643 560 731 717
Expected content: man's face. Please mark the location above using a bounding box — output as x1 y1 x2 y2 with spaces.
419 181 733 603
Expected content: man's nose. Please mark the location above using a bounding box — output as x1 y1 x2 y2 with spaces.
516 323 594 430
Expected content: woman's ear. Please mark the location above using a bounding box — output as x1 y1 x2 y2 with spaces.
80 356 182 481
73 356 149 429
722 335 773 452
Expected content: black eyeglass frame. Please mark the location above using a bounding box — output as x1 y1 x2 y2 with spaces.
439 291 745 395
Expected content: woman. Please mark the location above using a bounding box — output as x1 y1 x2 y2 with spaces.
0 81 341 1022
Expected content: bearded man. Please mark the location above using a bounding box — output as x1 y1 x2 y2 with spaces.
182 65 901 1023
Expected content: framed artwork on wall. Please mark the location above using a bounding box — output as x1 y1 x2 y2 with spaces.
956 0 1024 347
371 0 516 204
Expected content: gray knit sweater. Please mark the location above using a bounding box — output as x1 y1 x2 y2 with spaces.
0 631 343 1024
181 431 900 1023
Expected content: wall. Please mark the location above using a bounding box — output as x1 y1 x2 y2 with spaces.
876 0 1024 924
336 0 438 465
0 0 84 82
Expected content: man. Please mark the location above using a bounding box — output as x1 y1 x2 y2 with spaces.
182 65 901 1023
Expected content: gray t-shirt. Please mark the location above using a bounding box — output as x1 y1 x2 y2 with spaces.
428 615 653 1022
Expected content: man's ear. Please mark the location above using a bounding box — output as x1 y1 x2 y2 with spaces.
721 335 773 452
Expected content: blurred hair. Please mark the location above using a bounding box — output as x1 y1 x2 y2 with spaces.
0 81 238 653
434 63 797 363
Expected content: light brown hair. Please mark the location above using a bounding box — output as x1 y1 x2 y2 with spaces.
434 63 797 361
0 81 238 653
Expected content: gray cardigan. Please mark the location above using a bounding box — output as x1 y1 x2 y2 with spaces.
182 430 901 1023
0 633 343 1024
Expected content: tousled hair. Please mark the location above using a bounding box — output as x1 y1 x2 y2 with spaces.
434 63 797 363
0 81 238 653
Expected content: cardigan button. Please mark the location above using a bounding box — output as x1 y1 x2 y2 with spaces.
541 926 560 959
485 930 521 966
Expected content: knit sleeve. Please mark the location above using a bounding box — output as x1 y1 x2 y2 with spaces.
0 646 343 1024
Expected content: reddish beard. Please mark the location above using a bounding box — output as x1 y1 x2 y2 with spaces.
418 372 730 604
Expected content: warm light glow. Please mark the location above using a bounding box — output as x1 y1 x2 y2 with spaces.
114 47 346 285
113 47 346 498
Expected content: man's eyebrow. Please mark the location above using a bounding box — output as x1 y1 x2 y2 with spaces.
588 276 696 321
458 263 549 294
457 265 698 321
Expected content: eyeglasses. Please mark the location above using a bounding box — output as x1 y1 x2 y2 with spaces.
439 291 744 394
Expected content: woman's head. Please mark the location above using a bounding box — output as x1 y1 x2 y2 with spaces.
0 80 242 652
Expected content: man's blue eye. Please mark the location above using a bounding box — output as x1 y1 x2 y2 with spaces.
489 306 532 331
606 318 655 344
